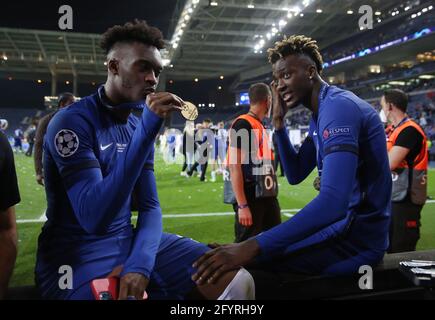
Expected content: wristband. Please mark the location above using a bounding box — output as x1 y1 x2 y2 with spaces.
237 203 249 209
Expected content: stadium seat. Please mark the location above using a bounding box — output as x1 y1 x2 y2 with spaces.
249 249 435 300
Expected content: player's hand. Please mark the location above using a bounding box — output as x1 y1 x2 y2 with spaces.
208 242 225 249
270 81 288 129
118 273 149 300
36 173 44 186
146 92 184 118
238 207 253 227
192 239 260 285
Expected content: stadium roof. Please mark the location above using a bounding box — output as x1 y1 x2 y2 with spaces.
0 0 432 89
164 0 419 81
0 28 107 82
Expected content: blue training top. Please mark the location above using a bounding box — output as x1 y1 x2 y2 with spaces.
36 89 164 296
256 84 391 260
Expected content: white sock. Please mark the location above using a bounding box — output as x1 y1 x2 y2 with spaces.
217 268 255 300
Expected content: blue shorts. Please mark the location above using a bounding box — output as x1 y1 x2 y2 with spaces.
37 233 209 300
14 138 22 147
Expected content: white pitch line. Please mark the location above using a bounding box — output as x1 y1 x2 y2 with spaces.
16 209 301 224
16 219 42 223
15 202 435 224
38 210 47 222
162 212 233 218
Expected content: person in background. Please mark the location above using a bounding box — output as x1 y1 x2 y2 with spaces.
34 92 75 185
187 119 213 182
226 83 281 242
13 127 23 153
0 130 20 299
25 124 37 157
0 119 8 134
216 121 228 174
381 89 428 253
180 121 195 177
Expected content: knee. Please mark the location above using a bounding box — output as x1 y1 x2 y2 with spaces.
217 268 255 300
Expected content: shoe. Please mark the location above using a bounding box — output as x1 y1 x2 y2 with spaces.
180 171 188 177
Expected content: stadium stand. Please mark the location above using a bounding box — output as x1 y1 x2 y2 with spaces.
0 108 48 136
322 13 435 63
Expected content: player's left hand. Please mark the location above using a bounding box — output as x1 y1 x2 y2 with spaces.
36 173 44 186
270 80 288 129
118 273 149 300
192 239 260 285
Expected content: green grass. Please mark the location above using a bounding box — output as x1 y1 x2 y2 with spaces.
9 152 435 286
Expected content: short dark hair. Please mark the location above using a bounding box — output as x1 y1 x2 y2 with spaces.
100 19 165 54
203 118 212 123
267 35 323 73
249 83 271 105
383 89 408 113
58 92 74 107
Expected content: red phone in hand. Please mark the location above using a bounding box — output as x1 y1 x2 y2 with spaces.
91 277 148 300
91 277 119 300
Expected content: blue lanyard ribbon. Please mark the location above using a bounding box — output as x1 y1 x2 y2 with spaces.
97 85 146 110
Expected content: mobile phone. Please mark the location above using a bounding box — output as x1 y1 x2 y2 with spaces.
91 277 148 300
91 277 119 300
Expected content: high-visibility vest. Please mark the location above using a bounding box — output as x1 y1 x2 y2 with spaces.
225 114 274 166
386 119 428 205
223 114 278 202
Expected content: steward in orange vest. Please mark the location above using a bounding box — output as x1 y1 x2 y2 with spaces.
223 83 281 243
381 89 428 253
387 118 428 205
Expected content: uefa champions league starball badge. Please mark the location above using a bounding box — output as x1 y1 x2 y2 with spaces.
54 129 79 157
181 101 198 121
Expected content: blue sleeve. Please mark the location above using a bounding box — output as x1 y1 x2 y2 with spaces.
275 127 316 184
46 106 163 234
256 152 358 258
121 148 162 278
256 98 361 258
319 97 361 157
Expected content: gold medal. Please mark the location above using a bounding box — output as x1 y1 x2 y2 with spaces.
181 101 198 121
